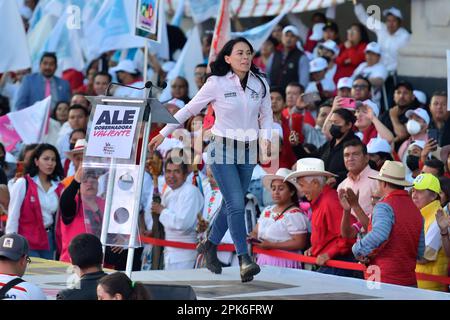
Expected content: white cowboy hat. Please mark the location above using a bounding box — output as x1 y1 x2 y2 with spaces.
65 139 87 160
368 160 412 187
262 168 299 191
284 158 337 181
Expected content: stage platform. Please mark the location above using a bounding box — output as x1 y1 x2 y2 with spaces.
24 258 450 300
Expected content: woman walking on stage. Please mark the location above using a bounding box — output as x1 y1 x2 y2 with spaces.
149 37 273 282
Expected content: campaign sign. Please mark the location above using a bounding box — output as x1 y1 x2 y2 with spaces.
86 104 141 159
135 0 160 41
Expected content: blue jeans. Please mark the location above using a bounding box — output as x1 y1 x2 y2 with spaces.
29 228 55 260
207 136 256 256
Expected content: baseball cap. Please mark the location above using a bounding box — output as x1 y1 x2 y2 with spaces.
110 60 139 75
409 140 426 151
309 57 328 73
361 99 380 117
413 90 427 105
319 40 340 56
413 173 441 194
405 108 430 125
0 234 29 261
365 42 381 55
383 7 403 20
309 23 326 41
367 137 392 154
323 21 338 33
337 77 353 89
282 25 300 38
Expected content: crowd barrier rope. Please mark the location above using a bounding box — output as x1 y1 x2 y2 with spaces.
1 219 448 286
140 235 450 286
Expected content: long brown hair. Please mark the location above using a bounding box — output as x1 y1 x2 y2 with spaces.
98 272 151 300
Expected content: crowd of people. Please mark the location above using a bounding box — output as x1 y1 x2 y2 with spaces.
0 1 450 299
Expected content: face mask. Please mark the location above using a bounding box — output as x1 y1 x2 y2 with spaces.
406 155 420 172
406 119 421 135
330 124 344 139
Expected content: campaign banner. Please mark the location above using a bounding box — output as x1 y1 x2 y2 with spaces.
136 0 159 35
86 105 141 159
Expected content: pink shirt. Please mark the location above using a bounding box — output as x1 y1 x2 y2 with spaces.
337 165 379 219
160 71 273 142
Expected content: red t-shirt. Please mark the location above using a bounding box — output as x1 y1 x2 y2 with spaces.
335 42 367 81
310 185 356 258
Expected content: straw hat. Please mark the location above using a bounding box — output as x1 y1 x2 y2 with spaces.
284 158 337 181
65 139 87 160
368 160 412 187
262 168 299 191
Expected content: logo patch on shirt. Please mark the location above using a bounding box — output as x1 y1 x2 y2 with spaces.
224 92 237 98
250 91 259 100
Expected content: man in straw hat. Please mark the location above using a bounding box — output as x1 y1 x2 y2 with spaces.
285 158 360 277
353 160 425 287
62 139 87 188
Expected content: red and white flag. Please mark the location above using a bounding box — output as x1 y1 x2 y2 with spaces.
0 96 52 152
207 0 231 71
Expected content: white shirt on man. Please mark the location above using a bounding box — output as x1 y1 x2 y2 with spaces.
160 180 204 267
305 77 336 93
0 274 46 300
354 4 411 72
352 62 388 82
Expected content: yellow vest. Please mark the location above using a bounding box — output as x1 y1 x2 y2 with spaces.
415 200 449 291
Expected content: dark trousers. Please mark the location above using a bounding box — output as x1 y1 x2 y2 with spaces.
317 254 364 279
104 246 144 271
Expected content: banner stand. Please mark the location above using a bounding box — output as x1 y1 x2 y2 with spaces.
85 95 177 277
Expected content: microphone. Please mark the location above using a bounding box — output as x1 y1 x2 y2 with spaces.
145 81 167 90
105 81 167 96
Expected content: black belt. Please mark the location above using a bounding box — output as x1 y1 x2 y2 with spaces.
211 135 256 149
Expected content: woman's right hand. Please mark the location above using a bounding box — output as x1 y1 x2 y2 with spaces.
148 134 165 153
74 166 83 183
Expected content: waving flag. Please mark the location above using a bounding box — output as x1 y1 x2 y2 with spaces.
231 2 293 52
40 9 86 73
171 0 186 27
0 0 31 73
84 0 145 61
159 26 203 102
0 97 52 152
185 0 345 20
208 0 231 68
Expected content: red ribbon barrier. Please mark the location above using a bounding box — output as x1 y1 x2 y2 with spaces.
140 236 450 286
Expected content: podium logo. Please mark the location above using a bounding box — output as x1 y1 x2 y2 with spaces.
103 142 115 155
93 110 137 137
